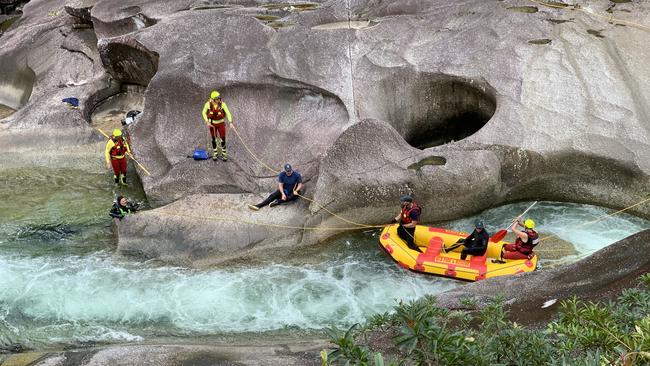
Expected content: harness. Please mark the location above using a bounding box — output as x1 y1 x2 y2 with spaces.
110 138 127 159
400 202 421 225
207 100 226 122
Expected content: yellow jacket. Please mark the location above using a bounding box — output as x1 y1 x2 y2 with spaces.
202 100 232 124
104 138 131 165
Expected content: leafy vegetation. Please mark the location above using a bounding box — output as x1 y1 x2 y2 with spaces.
324 274 650 365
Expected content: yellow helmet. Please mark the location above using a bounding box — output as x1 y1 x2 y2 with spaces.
524 219 535 229
112 129 122 137
210 90 220 99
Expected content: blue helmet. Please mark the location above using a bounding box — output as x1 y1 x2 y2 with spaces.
399 195 413 203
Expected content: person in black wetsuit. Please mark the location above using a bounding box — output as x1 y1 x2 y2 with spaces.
109 196 139 219
455 220 490 260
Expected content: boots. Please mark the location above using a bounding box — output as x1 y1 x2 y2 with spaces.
119 174 128 186
221 147 228 161
114 175 119 184
212 147 219 161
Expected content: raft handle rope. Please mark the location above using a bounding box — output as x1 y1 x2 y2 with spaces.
538 196 650 243
383 224 535 276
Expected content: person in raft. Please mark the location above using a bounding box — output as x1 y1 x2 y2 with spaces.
104 128 131 186
496 217 539 262
202 90 233 161
392 195 422 253
248 163 303 210
109 196 139 219
448 220 490 260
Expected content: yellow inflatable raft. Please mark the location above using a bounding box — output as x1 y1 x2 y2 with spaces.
379 224 537 281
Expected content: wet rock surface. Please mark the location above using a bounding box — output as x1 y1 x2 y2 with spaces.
0 341 326 366
116 193 312 267
2 0 649 286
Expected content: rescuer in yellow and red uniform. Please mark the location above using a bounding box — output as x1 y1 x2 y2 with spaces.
496 217 539 262
104 129 131 186
202 90 233 161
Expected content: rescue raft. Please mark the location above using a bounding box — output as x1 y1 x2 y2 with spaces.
379 224 537 281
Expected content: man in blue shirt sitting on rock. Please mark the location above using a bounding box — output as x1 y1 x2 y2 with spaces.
248 163 304 210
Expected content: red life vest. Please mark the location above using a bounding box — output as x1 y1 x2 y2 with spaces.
400 202 421 225
110 138 127 158
207 100 226 122
515 229 539 254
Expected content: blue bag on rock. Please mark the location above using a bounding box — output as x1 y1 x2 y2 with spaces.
193 149 209 160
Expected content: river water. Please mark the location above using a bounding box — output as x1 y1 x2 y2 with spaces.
0 166 648 350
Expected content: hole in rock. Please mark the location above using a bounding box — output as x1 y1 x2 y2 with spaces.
362 73 496 149
408 156 447 170
312 20 377 30
528 38 552 44
261 3 320 12
0 59 35 120
507 6 539 13
89 84 145 133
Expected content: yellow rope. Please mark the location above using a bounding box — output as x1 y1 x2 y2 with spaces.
229 124 383 228
230 125 280 175
528 0 650 32
157 210 375 231
295 193 384 228
538 197 650 243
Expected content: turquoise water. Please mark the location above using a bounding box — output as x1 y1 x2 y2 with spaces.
0 167 648 350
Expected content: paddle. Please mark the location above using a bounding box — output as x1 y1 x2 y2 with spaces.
489 229 507 243
490 201 538 243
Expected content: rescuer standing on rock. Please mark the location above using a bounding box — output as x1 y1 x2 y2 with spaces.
104 129 131 186
202 90 233 161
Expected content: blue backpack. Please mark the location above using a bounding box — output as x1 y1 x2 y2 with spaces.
192 149 209 160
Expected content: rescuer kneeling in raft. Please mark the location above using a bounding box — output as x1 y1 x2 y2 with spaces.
495 217 539 263
393 195 423 253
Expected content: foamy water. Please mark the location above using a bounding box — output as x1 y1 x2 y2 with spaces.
1 167 648 349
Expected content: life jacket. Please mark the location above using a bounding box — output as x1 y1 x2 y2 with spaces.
110 137 127 159
400 202 421 225
207 100 226 122
117 205 130 217
515 229 539 254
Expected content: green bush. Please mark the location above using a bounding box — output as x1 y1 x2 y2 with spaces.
325 274 650 366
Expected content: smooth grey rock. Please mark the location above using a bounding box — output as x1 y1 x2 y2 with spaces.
112 0 650 265
0 0 109 147
116 193 311 267
97 36 159 86
23 341 326 366
64 0 96 23
3 0 650 267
